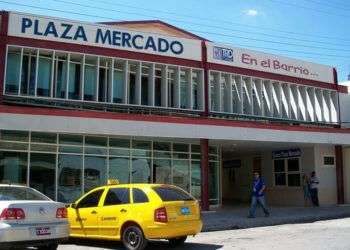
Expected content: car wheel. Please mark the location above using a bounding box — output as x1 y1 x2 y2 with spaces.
168 236 187 247
122 225 148 250
38 243 58 250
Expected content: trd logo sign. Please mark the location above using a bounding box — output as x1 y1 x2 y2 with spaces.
213 46 234 62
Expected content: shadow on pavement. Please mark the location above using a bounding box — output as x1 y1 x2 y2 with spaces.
64 238 223 250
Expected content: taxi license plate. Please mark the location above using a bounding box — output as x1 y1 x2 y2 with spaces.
36 227 51 236
181 207 190 215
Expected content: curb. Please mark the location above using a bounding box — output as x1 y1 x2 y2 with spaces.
202 213 350 232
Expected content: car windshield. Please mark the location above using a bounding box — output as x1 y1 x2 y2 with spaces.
0 186 50 201
153 186 194 202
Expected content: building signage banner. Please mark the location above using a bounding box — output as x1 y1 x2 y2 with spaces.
7 12 202 61
272 148 301 159
207 42 334 84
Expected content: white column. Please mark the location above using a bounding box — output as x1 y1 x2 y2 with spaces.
214 72 221 112
34 49 39 97
18 47 24 95
80 54 85 101
174 66 181 109
198 70 205 111
123 60 129 104
236 75 243 114
223 74 232 113
330 91 339 123
109 58 114 103
65 53 70 100
135 62 142 105
161 65 168 107
187 68 192 109
50 51 55 98
95 56 100 102
148 63 155 106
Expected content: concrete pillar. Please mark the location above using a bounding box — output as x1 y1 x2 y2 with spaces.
200 138 209 211
335 145 345 204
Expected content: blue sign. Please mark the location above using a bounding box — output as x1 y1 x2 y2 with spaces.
272 148 301 159
213 46 234 62
20 17 184 55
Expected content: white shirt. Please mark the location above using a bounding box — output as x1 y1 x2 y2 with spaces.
310 176 319 189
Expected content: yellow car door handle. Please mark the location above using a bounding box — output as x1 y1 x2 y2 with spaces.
120 209 127 213
91 210 97 214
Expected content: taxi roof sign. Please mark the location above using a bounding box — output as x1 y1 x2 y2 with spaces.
107 179 119 185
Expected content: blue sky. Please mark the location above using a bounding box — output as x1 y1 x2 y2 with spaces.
1 0 350 82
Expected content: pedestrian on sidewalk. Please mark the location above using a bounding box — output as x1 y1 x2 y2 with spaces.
248 172 270 218
309 171 320 207
302 174 311 207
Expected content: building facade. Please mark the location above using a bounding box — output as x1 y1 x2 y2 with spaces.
1 11 350 209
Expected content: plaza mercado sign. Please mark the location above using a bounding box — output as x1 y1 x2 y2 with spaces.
7 12 202 61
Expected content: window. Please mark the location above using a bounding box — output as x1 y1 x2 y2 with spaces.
37 53 52 97
5 50 21 94
323 156 335 166
84 64 97 101
113 60 125 103
77 189 104 208
153 186 193 201
274 158 300 187
0 151 27 185
133 188 149 203
54 54 67 99
68 60 81 100
154 68 162 106
104 188 130 206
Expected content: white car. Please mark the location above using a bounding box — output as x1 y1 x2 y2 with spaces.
0 184 69 250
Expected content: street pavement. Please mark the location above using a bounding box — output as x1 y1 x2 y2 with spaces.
59 217 350 250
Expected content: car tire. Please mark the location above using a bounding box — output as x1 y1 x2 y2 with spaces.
38 243 58 250
168 236 187 247
122 225 148 250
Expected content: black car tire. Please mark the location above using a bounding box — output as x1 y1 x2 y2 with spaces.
168 236 187 247
122 225 148 250
38 243 58 250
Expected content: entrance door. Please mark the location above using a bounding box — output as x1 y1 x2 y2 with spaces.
253 157 262 174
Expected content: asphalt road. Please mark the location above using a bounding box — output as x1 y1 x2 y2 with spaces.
59 218 350 250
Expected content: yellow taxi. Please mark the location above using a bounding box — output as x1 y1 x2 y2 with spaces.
67 180 202 250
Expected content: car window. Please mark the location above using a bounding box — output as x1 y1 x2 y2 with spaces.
104 188 130 206
77 189 104 208
0 186 50 201
133 188 149 203
153 186 194 202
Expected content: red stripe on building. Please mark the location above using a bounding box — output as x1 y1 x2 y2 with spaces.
1 104 350 134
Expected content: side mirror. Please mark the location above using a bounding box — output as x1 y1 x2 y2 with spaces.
71 203 78 209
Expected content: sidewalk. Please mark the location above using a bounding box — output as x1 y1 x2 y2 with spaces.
201 205 350 232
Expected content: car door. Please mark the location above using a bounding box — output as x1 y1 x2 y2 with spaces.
98 187 131 239
69 188 105 238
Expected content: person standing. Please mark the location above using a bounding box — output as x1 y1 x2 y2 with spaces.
248 172 270 218
302 174 311 207
309 171 320 207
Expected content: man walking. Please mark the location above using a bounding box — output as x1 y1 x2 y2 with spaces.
309 171 320 207
248 172 270 218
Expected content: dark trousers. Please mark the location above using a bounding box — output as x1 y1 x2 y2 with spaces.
310 188 319 207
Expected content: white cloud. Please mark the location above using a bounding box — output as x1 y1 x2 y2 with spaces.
244 9 259 16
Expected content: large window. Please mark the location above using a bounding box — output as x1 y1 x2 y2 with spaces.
274 158 301 187
0 130 220 205
4 45 205 112
5 49 21 95
0 151 27 185
37 51 52 97
29 153 56 200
